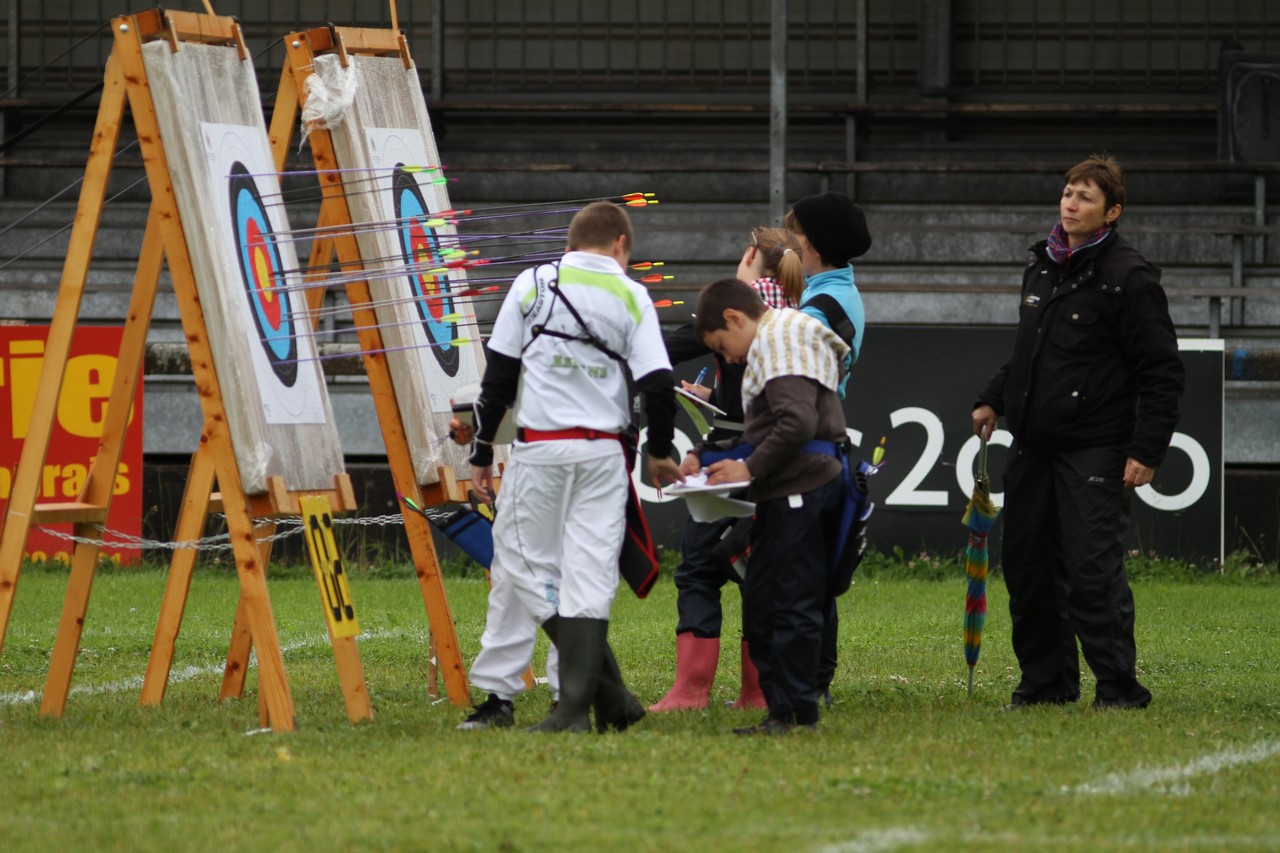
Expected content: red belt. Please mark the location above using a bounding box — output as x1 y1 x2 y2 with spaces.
517 427 622 442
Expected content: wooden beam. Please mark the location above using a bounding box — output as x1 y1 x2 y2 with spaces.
140 440 217 706
280 30 473 706
0 53 128 655
113 11 297 732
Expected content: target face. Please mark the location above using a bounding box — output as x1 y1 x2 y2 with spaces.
229 160 299 387
393 164 460 377
200 121 326 425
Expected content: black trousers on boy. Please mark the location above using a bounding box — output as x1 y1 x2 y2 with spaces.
743 475 843 725
673 517 736 638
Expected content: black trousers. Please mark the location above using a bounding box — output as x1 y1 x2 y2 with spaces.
676 513 839 693
743 475 843 724
1001 443 1151 706
673 517 735 638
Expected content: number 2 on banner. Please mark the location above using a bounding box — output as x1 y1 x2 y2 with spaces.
300 496 360 639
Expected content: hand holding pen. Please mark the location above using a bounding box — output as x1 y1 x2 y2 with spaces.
680 366 713 401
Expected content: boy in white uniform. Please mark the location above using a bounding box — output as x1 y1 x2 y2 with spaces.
467 201 682 733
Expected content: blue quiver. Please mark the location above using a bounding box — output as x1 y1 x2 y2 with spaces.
830 455 874 597
410 500 495 568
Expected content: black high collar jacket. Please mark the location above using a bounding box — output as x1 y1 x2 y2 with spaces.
977 229 1185 466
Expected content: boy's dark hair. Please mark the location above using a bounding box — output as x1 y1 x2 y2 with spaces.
567 201 633 254
1063 153 1127 214
693 278 767 338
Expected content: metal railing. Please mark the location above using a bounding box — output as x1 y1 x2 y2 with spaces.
5 1 1278 104
953 0 1278 94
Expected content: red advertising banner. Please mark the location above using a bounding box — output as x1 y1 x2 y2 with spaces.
0 326 144 564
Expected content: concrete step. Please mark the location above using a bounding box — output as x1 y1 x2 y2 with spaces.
5 200 1278 333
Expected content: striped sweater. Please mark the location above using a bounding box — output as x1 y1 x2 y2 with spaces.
742 308 850 404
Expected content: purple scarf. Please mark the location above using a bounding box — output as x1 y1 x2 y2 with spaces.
1046 222 1112 265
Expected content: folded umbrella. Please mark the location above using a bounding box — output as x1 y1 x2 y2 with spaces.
960 435 1000 696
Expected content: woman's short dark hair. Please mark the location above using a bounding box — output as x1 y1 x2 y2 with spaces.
1064 154 1127 213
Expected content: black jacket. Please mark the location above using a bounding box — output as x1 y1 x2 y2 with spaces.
662 322 745 442
977 230 1184 467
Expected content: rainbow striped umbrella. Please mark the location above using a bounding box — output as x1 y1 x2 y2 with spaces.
960 436 1000 696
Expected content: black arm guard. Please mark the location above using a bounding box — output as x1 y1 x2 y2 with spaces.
469 349 521 467
635 367 677 459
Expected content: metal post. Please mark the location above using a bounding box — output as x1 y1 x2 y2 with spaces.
430 0 444 102
1255 173 1266 265
768 0 787 225
1231 234 1244 327
919 0 952 142
848 0 868 199
3 0 21 197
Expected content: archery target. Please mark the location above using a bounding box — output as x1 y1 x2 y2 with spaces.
229 160 299 386
366 127 478 412
392 164 460 377
201 121 326 424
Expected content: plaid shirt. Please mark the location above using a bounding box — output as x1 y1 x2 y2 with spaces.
750 276 796 309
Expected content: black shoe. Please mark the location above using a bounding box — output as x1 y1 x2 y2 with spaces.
457 693 514 731
1004 692 1078 711
733 716 815 736
1093 694 1152 711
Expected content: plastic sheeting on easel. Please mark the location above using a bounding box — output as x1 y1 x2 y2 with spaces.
142 40 345 494
315 52 494 487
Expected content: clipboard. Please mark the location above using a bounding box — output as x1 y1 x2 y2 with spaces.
674 385 728 417
664 474 755 523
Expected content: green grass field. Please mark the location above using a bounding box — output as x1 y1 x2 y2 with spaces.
2 560 1279 852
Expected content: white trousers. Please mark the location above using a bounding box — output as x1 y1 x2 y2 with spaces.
492 452 627 624
468 559 559 700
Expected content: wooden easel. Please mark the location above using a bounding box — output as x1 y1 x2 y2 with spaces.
140 22 475 713
0 8 366 732
274 24 475 705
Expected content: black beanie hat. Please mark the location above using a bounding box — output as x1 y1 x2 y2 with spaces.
790 191 872 266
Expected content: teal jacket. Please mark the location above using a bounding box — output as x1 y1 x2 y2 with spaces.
798 264 865 398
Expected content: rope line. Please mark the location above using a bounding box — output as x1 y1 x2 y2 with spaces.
34 513 409 553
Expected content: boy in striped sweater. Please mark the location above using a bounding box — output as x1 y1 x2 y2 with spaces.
684 278 850 734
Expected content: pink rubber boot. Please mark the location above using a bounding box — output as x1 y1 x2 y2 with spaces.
730 638 767 710
648 632 720 712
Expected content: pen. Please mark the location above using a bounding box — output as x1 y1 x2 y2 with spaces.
694 366 709 386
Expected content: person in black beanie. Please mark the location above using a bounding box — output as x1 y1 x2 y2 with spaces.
784 191 871 397
778 191 872 706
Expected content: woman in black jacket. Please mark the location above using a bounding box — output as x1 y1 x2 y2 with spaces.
972 154 1185 711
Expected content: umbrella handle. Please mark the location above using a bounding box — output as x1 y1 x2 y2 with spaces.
978 434 989 480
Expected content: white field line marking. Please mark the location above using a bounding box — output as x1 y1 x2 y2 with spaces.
1072 739 1280 796
0 627 412 707
820 828 1280 852
816 827 932 853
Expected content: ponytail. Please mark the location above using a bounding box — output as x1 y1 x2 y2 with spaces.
774 249 806 306
751 226 805 307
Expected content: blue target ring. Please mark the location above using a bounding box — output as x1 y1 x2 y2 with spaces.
393 164 460 377
229 160 298 387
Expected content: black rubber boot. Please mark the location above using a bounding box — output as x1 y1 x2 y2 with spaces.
594 642 646 733
528 617 604 733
